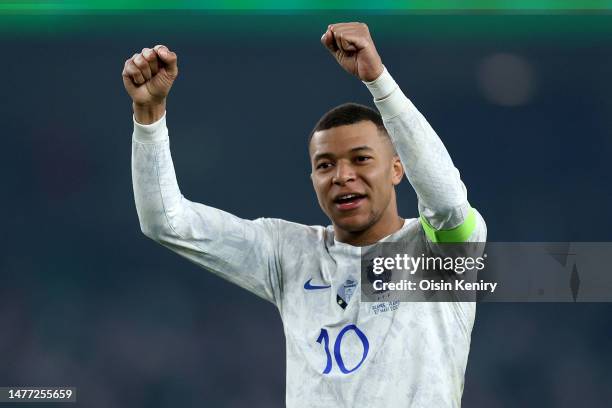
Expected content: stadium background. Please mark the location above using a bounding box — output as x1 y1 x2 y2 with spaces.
1 7 612 407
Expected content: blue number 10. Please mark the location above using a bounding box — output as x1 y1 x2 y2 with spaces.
316 324 369 374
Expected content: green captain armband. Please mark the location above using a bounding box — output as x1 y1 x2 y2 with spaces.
419 207 477 243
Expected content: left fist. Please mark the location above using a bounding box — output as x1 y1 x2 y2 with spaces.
321 22 384 82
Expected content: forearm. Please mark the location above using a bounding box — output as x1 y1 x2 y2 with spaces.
131 111 186 239
364 68 470 230
130 114 282 302
132 113 237 241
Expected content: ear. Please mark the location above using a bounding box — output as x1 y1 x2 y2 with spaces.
391 155 404 185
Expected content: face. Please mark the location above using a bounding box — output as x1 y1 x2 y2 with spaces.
309 120 404 234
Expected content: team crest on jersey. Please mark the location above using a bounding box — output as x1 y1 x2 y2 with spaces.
336 279 357 310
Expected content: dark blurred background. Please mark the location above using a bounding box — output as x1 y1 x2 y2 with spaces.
1 12 612 407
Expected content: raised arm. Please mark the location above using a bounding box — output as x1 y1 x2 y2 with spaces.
123 46 282 303
321 23 485 243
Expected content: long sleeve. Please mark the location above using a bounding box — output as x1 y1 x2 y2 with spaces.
364 67 486 243
131 113 282 304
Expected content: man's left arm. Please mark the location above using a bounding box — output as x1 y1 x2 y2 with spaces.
364 68 486 243
322 22 486 243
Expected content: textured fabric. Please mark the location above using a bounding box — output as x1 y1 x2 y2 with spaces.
131 72 487 407
363 65 396 100
420 208 477 243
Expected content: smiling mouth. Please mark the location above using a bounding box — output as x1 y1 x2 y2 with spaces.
333 193 367 211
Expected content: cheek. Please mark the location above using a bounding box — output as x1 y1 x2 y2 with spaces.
366 169 394 202
312 179 328 201
365 166 392 187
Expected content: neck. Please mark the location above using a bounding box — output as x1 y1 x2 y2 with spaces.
334 205 404 247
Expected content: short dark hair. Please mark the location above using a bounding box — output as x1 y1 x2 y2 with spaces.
308 103 388 146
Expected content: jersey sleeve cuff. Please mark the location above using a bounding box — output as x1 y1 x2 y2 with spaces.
420 207 477 243
363 66 412 120
132 111 168 143
373 89 412 121
363 66 397 100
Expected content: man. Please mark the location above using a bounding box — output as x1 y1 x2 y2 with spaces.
124 22 486 407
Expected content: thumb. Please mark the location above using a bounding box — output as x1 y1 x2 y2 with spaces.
153 45 178 76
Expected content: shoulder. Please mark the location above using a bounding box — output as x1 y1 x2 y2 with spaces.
393 217 424 241
254 218 329 244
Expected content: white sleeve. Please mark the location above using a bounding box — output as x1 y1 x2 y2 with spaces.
364 67 486 243
131 113 282 304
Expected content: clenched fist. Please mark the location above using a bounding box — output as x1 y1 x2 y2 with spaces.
321 22 384 83
122 45 178 124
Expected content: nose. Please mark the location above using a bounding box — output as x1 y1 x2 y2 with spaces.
332 160 355 186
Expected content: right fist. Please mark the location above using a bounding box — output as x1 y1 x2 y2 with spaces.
122 45 178 106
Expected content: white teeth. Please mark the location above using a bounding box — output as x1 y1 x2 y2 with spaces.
340 194 358 200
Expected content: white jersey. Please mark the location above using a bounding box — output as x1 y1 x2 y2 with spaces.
131 68 486 407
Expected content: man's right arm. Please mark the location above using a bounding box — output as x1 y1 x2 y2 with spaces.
124 46 282 305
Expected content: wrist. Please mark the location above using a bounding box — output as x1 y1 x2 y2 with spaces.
363 65 397 100
362 64 385 83
133 101 166 125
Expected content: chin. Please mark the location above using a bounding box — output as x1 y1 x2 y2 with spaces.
333 214 375 233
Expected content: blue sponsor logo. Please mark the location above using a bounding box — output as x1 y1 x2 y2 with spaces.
304 278 331 290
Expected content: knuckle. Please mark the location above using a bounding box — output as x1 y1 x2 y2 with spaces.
142 49 154 60
154 44 169 54
134 57 147 69
128 66 142 78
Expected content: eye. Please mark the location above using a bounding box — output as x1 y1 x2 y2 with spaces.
355 156 372 163
316 162 333 170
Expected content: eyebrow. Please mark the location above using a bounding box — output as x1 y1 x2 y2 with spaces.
313 145 374 162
